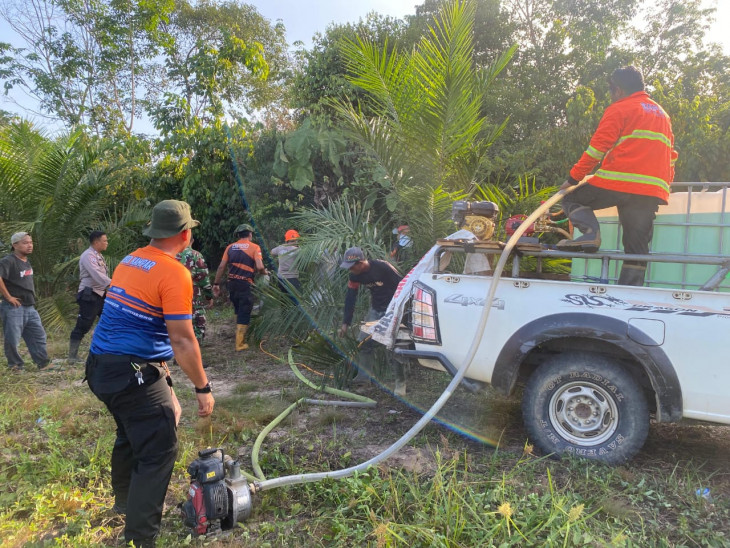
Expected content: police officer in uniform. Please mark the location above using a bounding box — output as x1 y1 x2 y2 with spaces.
69 230 110 362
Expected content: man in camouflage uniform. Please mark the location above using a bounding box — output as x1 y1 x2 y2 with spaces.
177 243 213 343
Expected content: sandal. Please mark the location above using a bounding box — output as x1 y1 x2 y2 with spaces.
38 360 65 372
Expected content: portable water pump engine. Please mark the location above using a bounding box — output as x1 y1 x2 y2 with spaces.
451 200 499 240
180 448 253 535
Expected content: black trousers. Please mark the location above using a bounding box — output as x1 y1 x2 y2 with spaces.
86 354 178 543
563 184 661 284
229 281 254 325
70 290 105 342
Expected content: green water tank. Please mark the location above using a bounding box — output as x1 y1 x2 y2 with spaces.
570 185 730 291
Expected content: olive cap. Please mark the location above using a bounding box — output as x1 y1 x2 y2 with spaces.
142 200 200 238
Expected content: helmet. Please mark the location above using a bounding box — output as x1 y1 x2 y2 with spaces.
285 229 300 242
235 223 254 234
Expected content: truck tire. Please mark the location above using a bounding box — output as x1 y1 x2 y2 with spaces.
522 352 649 464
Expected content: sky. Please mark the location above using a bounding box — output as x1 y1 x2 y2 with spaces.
251 0 730 52
248 0 419 46
0 0 728 128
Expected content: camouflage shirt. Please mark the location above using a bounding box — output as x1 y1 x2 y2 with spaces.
177 247 213 309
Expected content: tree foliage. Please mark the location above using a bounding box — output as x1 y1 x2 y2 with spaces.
290 13 407 122
0 0 287 136
0 120 147 329
142 2 278 265
0 0 174 135
149 0 275 133
329 0 514 255
272 118 349 205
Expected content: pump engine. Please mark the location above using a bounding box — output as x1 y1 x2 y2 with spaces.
180 448 253 536
451 201 499 240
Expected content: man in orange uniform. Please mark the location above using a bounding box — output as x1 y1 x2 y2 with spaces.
557 66 678 286
86 200 214 547
213 223 266 351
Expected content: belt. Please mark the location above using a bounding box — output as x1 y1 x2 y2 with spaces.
92 353 166 365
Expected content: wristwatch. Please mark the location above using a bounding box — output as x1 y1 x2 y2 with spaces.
195 382 212 394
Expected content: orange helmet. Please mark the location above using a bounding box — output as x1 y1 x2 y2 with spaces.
285 229 300 242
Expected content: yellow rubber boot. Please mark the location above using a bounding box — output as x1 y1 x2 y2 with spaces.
236 324 249 351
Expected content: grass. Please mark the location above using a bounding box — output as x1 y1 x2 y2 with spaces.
0 315 729 547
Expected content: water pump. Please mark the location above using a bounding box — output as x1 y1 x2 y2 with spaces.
180 448 253 536
451 200 499 240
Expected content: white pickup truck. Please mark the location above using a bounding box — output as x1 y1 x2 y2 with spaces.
372 183 730 464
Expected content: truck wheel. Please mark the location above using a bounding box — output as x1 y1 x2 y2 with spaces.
522 352 649 464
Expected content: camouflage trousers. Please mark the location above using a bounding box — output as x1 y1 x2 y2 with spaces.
193 309 207 343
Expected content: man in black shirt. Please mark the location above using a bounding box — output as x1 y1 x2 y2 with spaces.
338 247 405 394
0 232 50 371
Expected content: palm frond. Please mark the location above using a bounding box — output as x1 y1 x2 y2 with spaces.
252 196 393 359
333 0 513 198
329 102 415 188
96 201 153 271
475 176 558 218
411 0 484 185
0 121 135 302
340 36 413 125
251 272 354 342
36 292 76 334
476 43 518 91
290 329 362 389
291 196 390 268
397 184 468 267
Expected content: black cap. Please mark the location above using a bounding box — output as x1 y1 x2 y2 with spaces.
340 247 366 268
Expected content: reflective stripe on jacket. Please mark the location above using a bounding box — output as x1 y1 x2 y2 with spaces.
570 91 678 203
222 239 262 283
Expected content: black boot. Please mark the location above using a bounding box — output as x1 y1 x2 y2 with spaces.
68 339 82 363
556 205 601 253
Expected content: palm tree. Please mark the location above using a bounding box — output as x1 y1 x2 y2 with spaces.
331 0 516 255
0 120 137 331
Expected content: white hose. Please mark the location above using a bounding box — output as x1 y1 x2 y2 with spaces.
255 184 582 493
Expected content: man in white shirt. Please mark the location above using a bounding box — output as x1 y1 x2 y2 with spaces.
69 230 111 362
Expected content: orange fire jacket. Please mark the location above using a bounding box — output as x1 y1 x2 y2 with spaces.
570 91 678 204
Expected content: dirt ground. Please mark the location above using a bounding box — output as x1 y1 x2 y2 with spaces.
198 315 730 496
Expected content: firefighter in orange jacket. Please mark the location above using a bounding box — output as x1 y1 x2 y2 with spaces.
557 66 678 286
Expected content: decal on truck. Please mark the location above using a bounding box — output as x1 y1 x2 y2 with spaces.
562 293 730 318
444 294 505 309
371 310 396 335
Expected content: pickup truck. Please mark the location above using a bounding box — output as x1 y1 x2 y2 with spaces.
370 183 730 464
